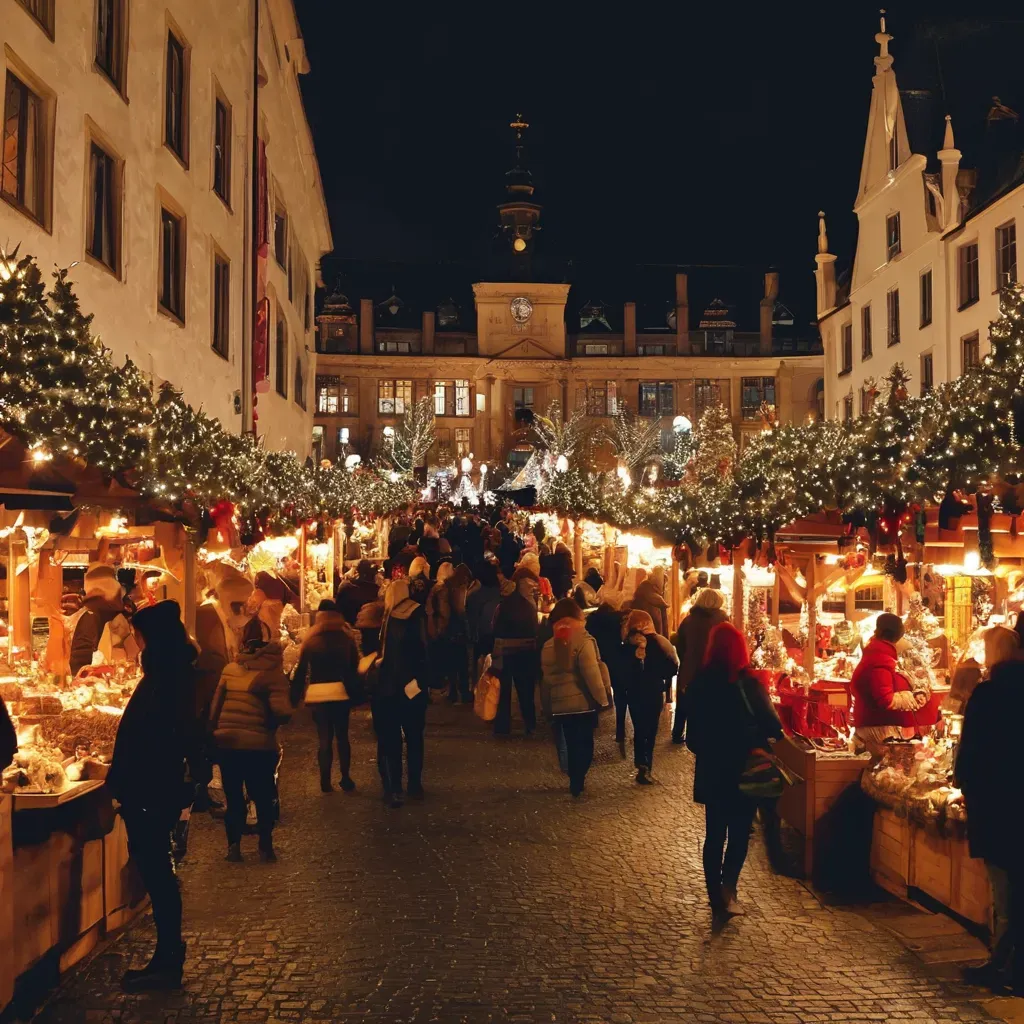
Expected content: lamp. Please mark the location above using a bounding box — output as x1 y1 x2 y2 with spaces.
513 237 527 253
673 414 692 434
555 454 569 473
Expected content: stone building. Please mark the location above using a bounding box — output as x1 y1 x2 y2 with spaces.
314 121 824 477
0 0 331 453
816 14 1023 421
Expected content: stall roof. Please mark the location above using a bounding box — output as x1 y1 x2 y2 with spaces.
0 487 75 511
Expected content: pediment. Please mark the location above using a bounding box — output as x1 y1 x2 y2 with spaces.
489 337 559 360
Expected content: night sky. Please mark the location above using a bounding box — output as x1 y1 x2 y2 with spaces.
294 2 1023 324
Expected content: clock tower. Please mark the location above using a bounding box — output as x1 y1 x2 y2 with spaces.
497 114 543 278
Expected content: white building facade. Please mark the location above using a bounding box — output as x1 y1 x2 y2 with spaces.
0 0 331 453
816 16 1021 421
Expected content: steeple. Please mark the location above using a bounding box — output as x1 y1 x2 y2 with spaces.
497 114 542 259
856 10 910 205
937 114 963 231
814 211 837 318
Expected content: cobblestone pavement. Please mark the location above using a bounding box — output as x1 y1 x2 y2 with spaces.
33 702 1000 1024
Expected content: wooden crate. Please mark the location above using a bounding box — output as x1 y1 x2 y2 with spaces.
910 827 954 906
951 841 993 929
870 807 910 896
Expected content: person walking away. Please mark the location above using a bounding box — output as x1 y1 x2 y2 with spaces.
540 541 575 600
492 567 541 736
686 622 783 924
107 601 210 992
540 599 612 796
621 610 679 783
632 567 670 638
586 596 628 755
210 636 293 862
849 613 929 756
671 588 729 744
373 576 430 807
291 600 360 793
956 625 1024 995
466 561 502 674
426 563 474 701
335 559 380 626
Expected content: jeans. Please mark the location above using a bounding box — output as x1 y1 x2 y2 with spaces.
703 798 758 911
494 651 538 734
613 686 629 743
218 748 279 847
311 701 352 784
987 863 1014 970
551 720 569 773
627 690 663 770
560 712 597 793
122 806 182 958
372 695 426 794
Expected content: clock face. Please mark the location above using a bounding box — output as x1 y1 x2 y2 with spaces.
510 296 533 324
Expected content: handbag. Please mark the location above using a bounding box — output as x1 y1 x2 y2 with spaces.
358 651 381 701
736 677 790 799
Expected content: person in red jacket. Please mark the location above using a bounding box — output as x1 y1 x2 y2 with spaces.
850 613 928 755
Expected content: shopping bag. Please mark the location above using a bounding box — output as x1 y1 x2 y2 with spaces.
474 670 501 722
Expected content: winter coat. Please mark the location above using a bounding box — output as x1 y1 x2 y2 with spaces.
1 696 16 771
619 633 679 697
850 638 917 728
686 667 783 805
69 596 122 675
540 620 611 718
632 580 669 638
673 606 729 694
290 612 360 705
586 605 626 687
493 591 538 641
335 579 380 626
426 578 469 642
466 583 501 645
376 600 430 702
540 550 575 600
108 660 209 815
955 658 1024 868
211 643 293 752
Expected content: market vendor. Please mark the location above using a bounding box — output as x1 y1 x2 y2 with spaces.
69 564 127 676
850 613 931 754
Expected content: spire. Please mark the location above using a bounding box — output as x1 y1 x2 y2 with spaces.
497 113 542 264
817 210 829 254
938 113 963 232
814 211 837 318
942 113 955 151
874 9 893 70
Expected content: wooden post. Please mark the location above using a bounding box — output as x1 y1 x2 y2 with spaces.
845 581 856 622
804 554 817 679
603 524 614 583
572 519 583 580
771 570 781 626
182 530 197 638
10 537 30 660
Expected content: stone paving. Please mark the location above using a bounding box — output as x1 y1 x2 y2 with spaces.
31 702 1004 1024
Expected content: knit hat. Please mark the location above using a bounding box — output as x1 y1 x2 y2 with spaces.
356 559 377 582
435 562 454 585
408 556 430 580
703 622 750 682
211 563 253 606
515 552 541 578
84 564 122 603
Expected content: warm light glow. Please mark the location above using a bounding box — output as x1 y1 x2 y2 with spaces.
672 414 692 433
555 454 569 473
382 426 395 438
252 535 300 561
963 551 981 572
513 237 527 252
344 453 362 470
479 463 488 476
30 446 52 464
95 514 129 538
460 456 473 473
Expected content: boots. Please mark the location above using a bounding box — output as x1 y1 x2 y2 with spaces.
225 842 243 863
258 834 277 863
318 752 333 793
636 767 654 785
121 942 185 992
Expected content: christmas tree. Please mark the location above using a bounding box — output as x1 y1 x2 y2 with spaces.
382 395 435 477
533 401 588 468
689 403 737 487
610 406 662 474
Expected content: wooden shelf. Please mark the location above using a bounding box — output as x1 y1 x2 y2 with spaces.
12 779 104 810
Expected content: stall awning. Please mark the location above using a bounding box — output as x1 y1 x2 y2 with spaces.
0 487 75 511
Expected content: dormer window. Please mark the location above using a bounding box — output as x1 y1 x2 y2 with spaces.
886 213 901 260
579 300 611 331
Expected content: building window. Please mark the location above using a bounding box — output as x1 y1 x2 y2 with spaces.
962 332 980 372
741 377 776 419
164 31 188 162
639 382 674 417
581 342 609 355
95 0 125 90
316 376 355 415
213 97 230 204
337 426 350 447
311 425 324 463
158 208 184 320
920 269 933 328
1 71 46 224
378 340 411 354
275 317 287 397
294 356 305 408
274 204 287 266
434 380 472 417
886 212 901 260
212 255 229 357
886 288 900 347
378 379 412 415
861 305 872 359
860 386 875 416
958 242 979 309
18 0 54 36
840 324 853 374
921 352 933 395
513 387 534 409
287 247 293 303
582 381 617 416
86 142 119 273
996 222 1017 288
455 427 472 458
843 394 854 423
695 379 724 418
302 261 311 330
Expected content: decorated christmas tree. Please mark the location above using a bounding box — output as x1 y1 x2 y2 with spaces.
532 401 588 468
382 395 435 477
610 406 662 474
689 403 737 487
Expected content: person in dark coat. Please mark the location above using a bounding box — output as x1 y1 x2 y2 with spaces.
466 561 502 664
492 568 540 735
686 621 783 923
620 610 679 783
955 627 1024 994
1 694 16 770
291 601 361 793
631 567 670 638
107 600 209 992
335 560 380 625
540 542 575 600
671 588 729 744
586 599 628 750
373 576 431 807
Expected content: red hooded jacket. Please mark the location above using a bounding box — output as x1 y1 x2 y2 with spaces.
850 637 916 728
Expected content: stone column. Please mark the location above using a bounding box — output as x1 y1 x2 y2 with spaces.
422 311 435 354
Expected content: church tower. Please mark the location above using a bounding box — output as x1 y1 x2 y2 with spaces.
496 115 542 278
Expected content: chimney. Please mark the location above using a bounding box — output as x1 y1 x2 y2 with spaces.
359 298 374 354
422 310 435 354
623 302 636 356
937 115 963 232
814 212 837 318
675 272 688 355
760 271 779 355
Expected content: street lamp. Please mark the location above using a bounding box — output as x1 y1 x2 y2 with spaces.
673 414 692 434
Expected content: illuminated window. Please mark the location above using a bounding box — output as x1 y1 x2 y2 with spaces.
639 382 674 417
433 380 472 417
316 375 340 414
585 381 617 416
455 427 471 458
378 379 412 415
741 377 775 419
337 426 350 446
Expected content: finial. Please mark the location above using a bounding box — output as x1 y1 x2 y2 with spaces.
817 211 829 254
879 8 886 34
874 8 893 67
942 113 955 151
510 113 529 140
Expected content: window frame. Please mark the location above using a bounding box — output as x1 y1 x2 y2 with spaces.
1 69 49 227
157 205 186 323
740 376 776 419
433 379 473 418
962 332 980 373
638 381 674 418
85 139 121 276
273 202 287 267
861 304 872 360
18 0 54 39
694 379 724 419
996 221 1017 289
95 0 127 96
212 91 231 207
840 324 853 375
212 252 230 359
958 241 980 310
275 315 288 397
378 379 413 416
454 427 472 459
886 212 901 261
164 28 189 166
920 269 933 328
886 288 900 347
920 352 933 395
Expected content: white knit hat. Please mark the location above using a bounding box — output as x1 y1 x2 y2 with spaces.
409 556 430 579
84 564 122 602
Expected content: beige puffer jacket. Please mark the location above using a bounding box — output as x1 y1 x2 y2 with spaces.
211 642 293 751
540 620 611 718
